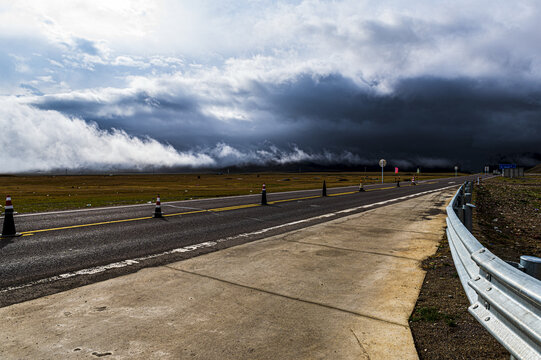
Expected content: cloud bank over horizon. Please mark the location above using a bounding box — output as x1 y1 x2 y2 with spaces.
0 98 379 172
1 0 540 172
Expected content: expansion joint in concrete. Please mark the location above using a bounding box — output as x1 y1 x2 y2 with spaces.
164 265 408 329
333 225 442 236
280 239 421 262
350 328 371 359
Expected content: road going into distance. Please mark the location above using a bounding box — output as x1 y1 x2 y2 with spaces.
0 175 480 306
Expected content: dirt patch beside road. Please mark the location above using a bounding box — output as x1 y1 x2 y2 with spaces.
472 175 540 261
410 175 541 359
409 234 508 359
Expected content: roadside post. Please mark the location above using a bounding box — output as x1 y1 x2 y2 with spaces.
153 195 163 218
520 256 541 281
1 195 21 237
454 165 458 177
379 159 386 184
261 184 267 205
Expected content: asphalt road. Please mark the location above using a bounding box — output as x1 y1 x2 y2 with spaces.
0 175 482 306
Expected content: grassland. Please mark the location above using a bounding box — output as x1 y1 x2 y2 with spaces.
472 174 541 259
527 163 541 173
0 172 462 214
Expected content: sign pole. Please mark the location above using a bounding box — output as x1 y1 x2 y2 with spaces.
379 159 387 184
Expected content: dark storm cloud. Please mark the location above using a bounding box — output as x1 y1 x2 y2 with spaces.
30 72 541 170
31 89 212 144
35 90 197 117
246 74 541 168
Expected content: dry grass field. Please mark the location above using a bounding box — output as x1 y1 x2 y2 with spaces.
527 164 541 173
0 172 461 214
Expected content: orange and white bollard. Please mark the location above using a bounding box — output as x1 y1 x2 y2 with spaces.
2 195 21 237
261 184 267 205
153 194 163 218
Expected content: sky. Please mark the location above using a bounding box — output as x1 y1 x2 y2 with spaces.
1 0 540 172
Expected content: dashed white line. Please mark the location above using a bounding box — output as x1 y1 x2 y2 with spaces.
162 205 206 211
0 241 219 293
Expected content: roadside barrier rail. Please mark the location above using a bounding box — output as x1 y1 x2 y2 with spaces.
446 182 541 360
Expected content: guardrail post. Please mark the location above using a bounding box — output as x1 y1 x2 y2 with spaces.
520 256 541 281
465 191 472 204
464 203 476 231
457 185 465 223
458 204 465 224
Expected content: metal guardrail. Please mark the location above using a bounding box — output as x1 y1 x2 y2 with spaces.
446 182 541 360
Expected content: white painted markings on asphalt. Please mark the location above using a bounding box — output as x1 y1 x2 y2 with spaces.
162 205 207 211
0 184 458 294
0 241 219 293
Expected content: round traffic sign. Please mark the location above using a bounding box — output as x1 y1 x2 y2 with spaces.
379 159 387 168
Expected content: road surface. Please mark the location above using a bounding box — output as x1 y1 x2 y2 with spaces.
0 175 479 306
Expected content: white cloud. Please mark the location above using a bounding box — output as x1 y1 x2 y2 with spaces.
210 143 369 167
3 0 541 95
0 97 214 172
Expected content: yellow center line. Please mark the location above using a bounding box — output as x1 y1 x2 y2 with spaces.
209 204 260 212
21 216 153 235
20 184 407 236
163 209 208 217
268 195 320 204
328 191 357 197
21 204 267 235
366 186 397 191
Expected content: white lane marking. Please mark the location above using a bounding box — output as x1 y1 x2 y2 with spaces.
162 205 206 211
0 241 219 293
0 184 457 294
6 175 473 218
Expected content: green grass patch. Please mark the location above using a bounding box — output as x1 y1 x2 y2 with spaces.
410 306 456 327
